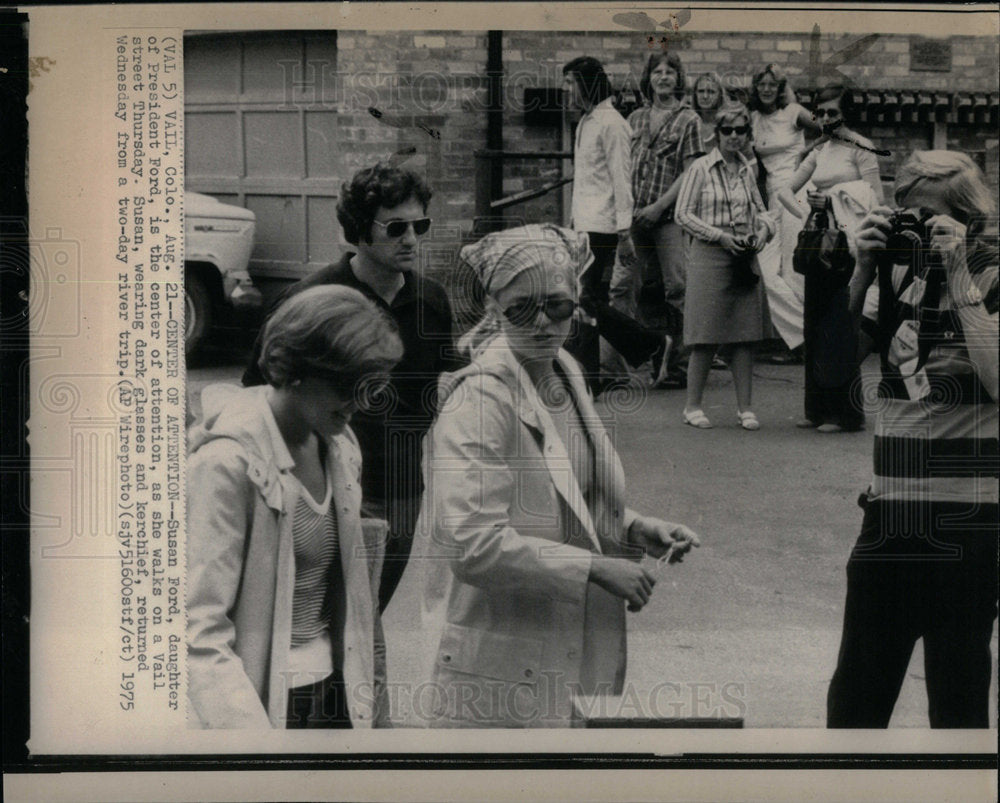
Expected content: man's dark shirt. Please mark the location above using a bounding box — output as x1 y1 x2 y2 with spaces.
243 252 462 512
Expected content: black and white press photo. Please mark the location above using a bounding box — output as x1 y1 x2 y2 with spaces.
9 3 999 801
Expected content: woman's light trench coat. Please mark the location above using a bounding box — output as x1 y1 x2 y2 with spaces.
186 384 388 728
415 337 645 727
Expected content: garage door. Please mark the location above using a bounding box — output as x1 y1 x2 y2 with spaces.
184 31 342 281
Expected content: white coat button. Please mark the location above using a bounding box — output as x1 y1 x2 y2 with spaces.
524 669 534 678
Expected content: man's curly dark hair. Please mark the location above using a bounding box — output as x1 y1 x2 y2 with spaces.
336 163 432 245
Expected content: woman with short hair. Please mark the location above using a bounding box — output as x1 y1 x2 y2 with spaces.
675 104 776 430
417 224 700 727
828 150 998 728
187 285 403 729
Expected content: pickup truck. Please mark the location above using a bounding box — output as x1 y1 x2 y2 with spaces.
184 192 260 355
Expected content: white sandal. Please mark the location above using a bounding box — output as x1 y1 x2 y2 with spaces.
737 410 760 431
683 408 713 429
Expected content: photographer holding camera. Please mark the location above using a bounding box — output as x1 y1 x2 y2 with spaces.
827 151 998 728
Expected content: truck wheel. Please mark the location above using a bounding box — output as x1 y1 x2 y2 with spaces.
185 274 211 356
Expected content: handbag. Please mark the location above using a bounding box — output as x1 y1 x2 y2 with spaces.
729 246 760 290
793 200 854 287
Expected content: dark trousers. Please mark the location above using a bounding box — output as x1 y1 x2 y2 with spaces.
366 495 420 613
379 523 416 613
633 221 688 374
566 232 664 391
827 500 999 728
803 275 864 430
286 669 352 729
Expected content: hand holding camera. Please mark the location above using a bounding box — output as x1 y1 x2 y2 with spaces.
856 205 948 271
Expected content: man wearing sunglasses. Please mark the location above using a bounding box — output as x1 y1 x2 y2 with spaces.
244 163 463 611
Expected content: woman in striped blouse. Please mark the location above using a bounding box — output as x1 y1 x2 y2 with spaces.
827 150 998 728
675 104 776 430
187 286 403 728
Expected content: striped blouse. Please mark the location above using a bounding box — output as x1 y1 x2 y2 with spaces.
675 148 773 244
865 233 999 505
290 468 340 648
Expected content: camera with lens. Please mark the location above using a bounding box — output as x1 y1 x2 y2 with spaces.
881 209 933 269
874 209 945 356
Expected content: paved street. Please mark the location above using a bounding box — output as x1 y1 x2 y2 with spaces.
188 342 998 728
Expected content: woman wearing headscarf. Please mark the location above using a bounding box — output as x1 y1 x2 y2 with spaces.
675 104 776 430
749 64 822 357
777 85 885 433
415 223 700 727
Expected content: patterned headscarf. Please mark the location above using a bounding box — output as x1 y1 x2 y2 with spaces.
459 223 593 298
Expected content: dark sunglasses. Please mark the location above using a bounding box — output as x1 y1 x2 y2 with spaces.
372 217 432 238
502 297 577 327
718 125 750 136
814 108 841 119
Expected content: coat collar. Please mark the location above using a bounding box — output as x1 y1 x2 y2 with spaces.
452 336 605 552
706 146 754 174
189 384 358 514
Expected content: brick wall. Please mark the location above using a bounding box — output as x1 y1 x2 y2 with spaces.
316 29 997 291
498 29 998 225
335 30 995 236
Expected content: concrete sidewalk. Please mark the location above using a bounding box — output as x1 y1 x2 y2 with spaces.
187 351 998 728
380 357 998 728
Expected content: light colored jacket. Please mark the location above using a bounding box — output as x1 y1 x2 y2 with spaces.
186 384 387 728
416 337 642 727
571 97 634 233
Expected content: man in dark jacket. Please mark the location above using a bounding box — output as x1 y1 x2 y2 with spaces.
244 163 463 611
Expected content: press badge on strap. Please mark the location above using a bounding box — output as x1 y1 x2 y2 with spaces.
889 319 930 400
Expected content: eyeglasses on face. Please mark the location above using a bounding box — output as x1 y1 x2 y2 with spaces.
502 296 577 327
718 125 749 136
814 108 841 119
372 217 432 238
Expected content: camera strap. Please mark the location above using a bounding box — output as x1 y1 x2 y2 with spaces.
717 156 756 237
877 253 948 382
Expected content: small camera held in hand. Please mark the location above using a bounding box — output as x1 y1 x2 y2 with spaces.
880 209 939 275
885 210 930 252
